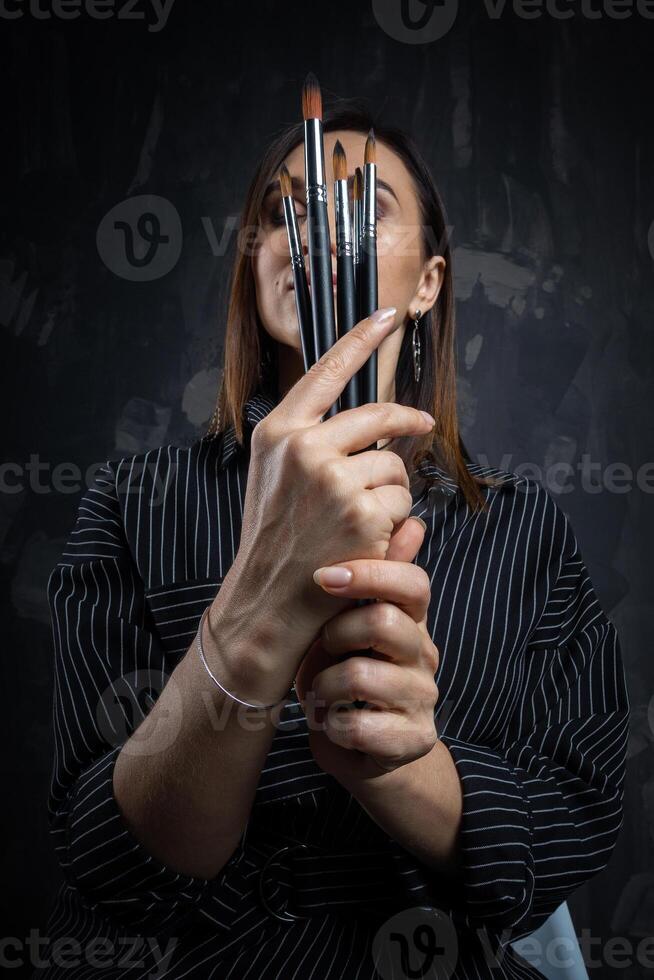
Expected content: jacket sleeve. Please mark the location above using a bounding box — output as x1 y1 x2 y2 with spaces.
46 461 243 937
438 504 630 940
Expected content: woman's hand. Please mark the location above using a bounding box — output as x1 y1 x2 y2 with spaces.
294 516 440 788
209 307 436 696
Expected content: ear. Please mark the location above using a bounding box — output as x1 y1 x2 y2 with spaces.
407 255 446 319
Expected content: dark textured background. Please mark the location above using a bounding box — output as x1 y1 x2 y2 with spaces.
2 1 653 976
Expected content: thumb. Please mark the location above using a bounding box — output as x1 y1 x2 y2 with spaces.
385 516 426 563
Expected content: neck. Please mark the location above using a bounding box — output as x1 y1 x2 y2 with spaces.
276 345 305 398
275 344 396 404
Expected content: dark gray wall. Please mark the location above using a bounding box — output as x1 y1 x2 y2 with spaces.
2 2 653 976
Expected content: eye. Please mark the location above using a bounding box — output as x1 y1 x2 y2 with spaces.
266 197 306 228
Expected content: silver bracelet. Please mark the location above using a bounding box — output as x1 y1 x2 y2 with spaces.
196 605 293 711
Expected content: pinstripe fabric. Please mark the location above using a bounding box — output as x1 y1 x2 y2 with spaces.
36 389 630 979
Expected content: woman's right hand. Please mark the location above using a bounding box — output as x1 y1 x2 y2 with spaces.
207 306 435 695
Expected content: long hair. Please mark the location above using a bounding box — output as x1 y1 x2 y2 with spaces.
204 101 496 512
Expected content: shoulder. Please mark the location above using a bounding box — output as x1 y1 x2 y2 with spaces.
90 439 224 506
459 459 577 566
63 440 216 544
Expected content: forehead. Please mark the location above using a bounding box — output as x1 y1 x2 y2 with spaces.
282 129 416 208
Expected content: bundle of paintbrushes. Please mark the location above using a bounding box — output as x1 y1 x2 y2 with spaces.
279 72 380 701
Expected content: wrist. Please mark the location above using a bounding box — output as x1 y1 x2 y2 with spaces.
204 605 294 706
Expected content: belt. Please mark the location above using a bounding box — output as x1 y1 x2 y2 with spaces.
250 826 460 924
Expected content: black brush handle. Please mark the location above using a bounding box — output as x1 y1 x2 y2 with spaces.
353 234 378 454
292 259 315 372
350 238 379 707
359 233 378 405
307 195 338 419
336 251 360 412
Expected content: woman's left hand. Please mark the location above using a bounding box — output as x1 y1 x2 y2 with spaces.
295 517 440 789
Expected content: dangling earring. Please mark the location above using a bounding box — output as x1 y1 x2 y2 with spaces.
412 309 422 384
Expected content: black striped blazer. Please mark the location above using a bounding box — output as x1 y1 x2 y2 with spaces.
38 388 630 979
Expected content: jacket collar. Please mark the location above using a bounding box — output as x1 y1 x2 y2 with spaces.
217 389 279 470
213 389 514 498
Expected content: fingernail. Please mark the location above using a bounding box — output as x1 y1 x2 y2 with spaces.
420 411 436 427
410 516 428 532
370 307 397 325
313 566 353 588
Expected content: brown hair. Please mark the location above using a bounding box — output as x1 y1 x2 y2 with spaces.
204 100 498 512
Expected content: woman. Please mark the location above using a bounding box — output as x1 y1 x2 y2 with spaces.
40 106 630 979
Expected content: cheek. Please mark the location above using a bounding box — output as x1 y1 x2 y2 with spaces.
376 226 424 311
255 232 288 285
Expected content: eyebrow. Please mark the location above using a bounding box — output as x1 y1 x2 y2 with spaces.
262 173 400 205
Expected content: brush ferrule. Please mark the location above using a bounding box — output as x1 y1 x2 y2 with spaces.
363 162 377 237
334 178 353 258
307 184 328 204
304 118 325 189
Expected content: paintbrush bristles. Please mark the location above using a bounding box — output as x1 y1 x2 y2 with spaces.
364 129 376 165
354 167 362 200
302 72 322 120
278 164 292 197
332 141 347 181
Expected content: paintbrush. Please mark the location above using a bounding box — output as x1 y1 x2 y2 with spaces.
353 166 363 291
302 72 338 419
333 140 359 412
358 130 378 407
338 145 381 702
279 163 315 371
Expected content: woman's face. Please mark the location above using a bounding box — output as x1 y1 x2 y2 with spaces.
253 129 444 402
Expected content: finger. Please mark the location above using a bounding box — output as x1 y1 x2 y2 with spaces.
321 600 433 669
368 484 414 529
339 449 410 491
311 656 433 713
386 516 427 564
313 558 431 624
317 400 435 458
323 708 437 767
280 307 401 423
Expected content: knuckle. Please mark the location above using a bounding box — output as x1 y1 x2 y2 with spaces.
316 458 344 496
367 602 399 642
420 728 438 755
285 428 314 464
386 451 410 486
371 540 390 561
366 401 393 426
415 568 432 606
346 712 369 751
345 661 372 702
344 491 376 529
250 418 277 452
398 486 414 515
314 348 347 384
352 319 377 350
421 673 439 703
